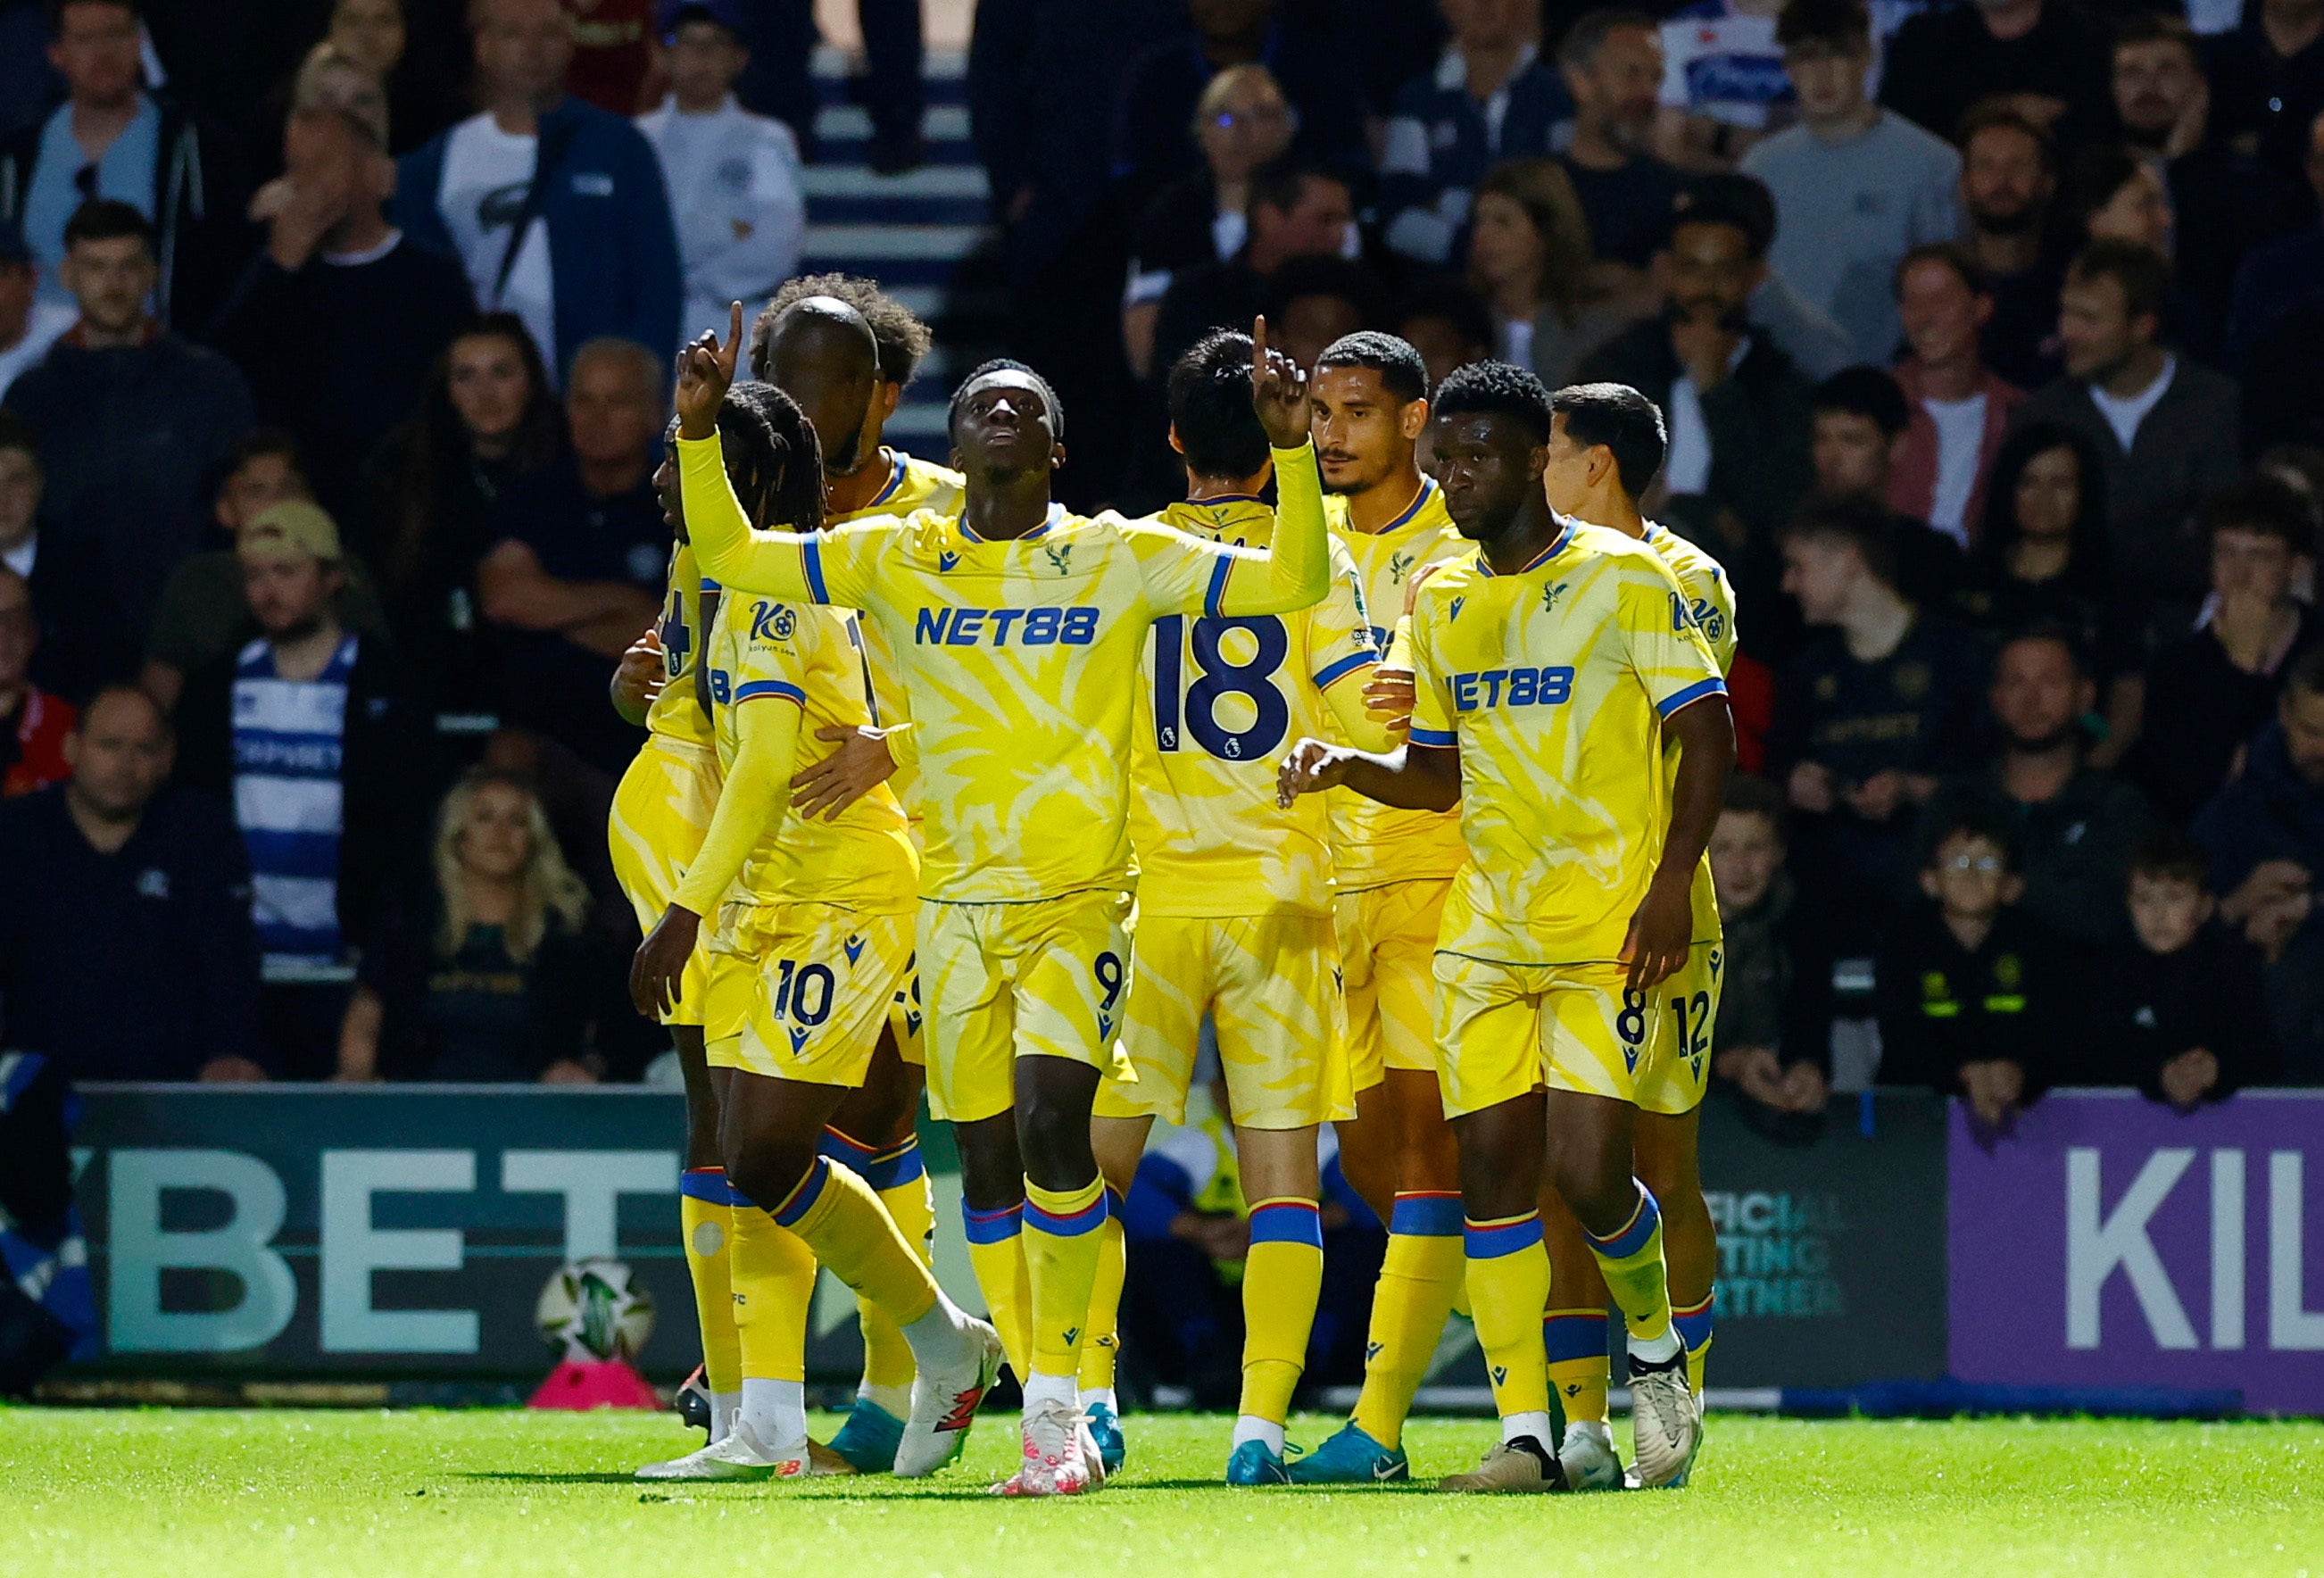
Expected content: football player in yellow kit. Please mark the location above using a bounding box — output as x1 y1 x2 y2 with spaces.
1082 329 1396 1483
1281 362 1733 1495
1534 381 1738 1490
631 373 1004 1483
1290 332 1473 1483
676 304 1332 1496
741 288 964 1473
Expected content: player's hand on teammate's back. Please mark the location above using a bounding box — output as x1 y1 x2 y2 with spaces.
1277 737 1353 807
611 626 665 725
790 725 901 819
674 301 743 441
630 905 702 1018
1248 316 1311 451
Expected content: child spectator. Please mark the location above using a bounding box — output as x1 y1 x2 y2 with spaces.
1875 812 2060 1132
1708 774 1835 1126
2087 833 2272 1108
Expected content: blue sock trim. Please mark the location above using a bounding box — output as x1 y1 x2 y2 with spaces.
770 1156 831 1229
1673 1292 1715 1351
1463 1212 1543 1259
1541 1310 1611 1363
1248 1200 1324 1249
821 1128 925 1192
1386 1191 1464 1237
961 1200 1024 1244
1583 1184 1662 1262
678 1167 729 1205
1023 1188 1108 1238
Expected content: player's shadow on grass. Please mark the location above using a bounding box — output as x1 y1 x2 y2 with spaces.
457 1472 648 1485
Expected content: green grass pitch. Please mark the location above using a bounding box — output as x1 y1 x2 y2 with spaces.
4 1408 2320 1577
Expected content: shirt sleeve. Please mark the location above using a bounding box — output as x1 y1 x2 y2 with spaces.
676 431 885 607
1308 539 1396 752
1620 557 1729 719
670 603 810 916
1407 591 1458 750
1125 444 1333 618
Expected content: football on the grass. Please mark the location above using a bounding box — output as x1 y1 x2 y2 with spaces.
535 1258 655 1362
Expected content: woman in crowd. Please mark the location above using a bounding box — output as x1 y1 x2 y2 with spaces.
358 314 564 715
1968 423 2140 760
1464 157 1634 387
336 769 618 1083
1121 63 1299 378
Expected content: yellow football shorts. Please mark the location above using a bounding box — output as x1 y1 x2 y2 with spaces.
1098 910 1352 1130
702 901 918 1084
608 736 721 1027
918 888 1139 1125
1432 951 1691 1118
1634 940 1721 1117
1336 876 1451 1091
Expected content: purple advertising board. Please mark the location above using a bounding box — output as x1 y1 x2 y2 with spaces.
1949 1090 2324 1415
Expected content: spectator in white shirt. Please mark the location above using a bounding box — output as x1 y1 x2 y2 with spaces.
635 0 805 345
1887 243 2023 547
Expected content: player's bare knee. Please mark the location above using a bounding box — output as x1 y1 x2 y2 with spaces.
953 1112 1025 1211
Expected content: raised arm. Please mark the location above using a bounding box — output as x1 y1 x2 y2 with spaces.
1166 320 1333 619
673 303 847 601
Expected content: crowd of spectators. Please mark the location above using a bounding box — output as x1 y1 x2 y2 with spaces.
964 0 2324 1127
0 0 2319 1133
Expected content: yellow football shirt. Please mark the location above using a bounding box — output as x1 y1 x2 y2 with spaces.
672 591 917 917
643 538 717 749
1129 494 1390 917
834 452 966 801
1324 476 1470 890
1408 519 1727 966
678 433 1336 903
1643 520 1739 944
1643 521 1738 672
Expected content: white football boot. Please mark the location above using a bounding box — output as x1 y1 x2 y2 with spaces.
635 1418 826 1482
1625 1351 1703 1489
1557 1418 1625 1491
893 1315 1005 1477
992 1397 1105 1497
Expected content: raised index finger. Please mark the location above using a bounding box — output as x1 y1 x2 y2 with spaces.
1251 315 1270 377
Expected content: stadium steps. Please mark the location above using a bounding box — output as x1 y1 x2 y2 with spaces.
801 47 1005 459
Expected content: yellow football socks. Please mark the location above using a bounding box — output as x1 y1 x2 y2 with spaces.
1674 1291 1716 1396
1021 1176 1109 1388
1078 1192 1127 1400
1239 1198 1324 1437
1349 1191 1465 1448
1543 1308 1612 1427
962 1201 1033 1380
768 1155 939 1325
823 1132 934 1405
727 1201 818 1383
1465 1211 1553 1428
678 1170 742 1402
1585 1183 1677 1350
